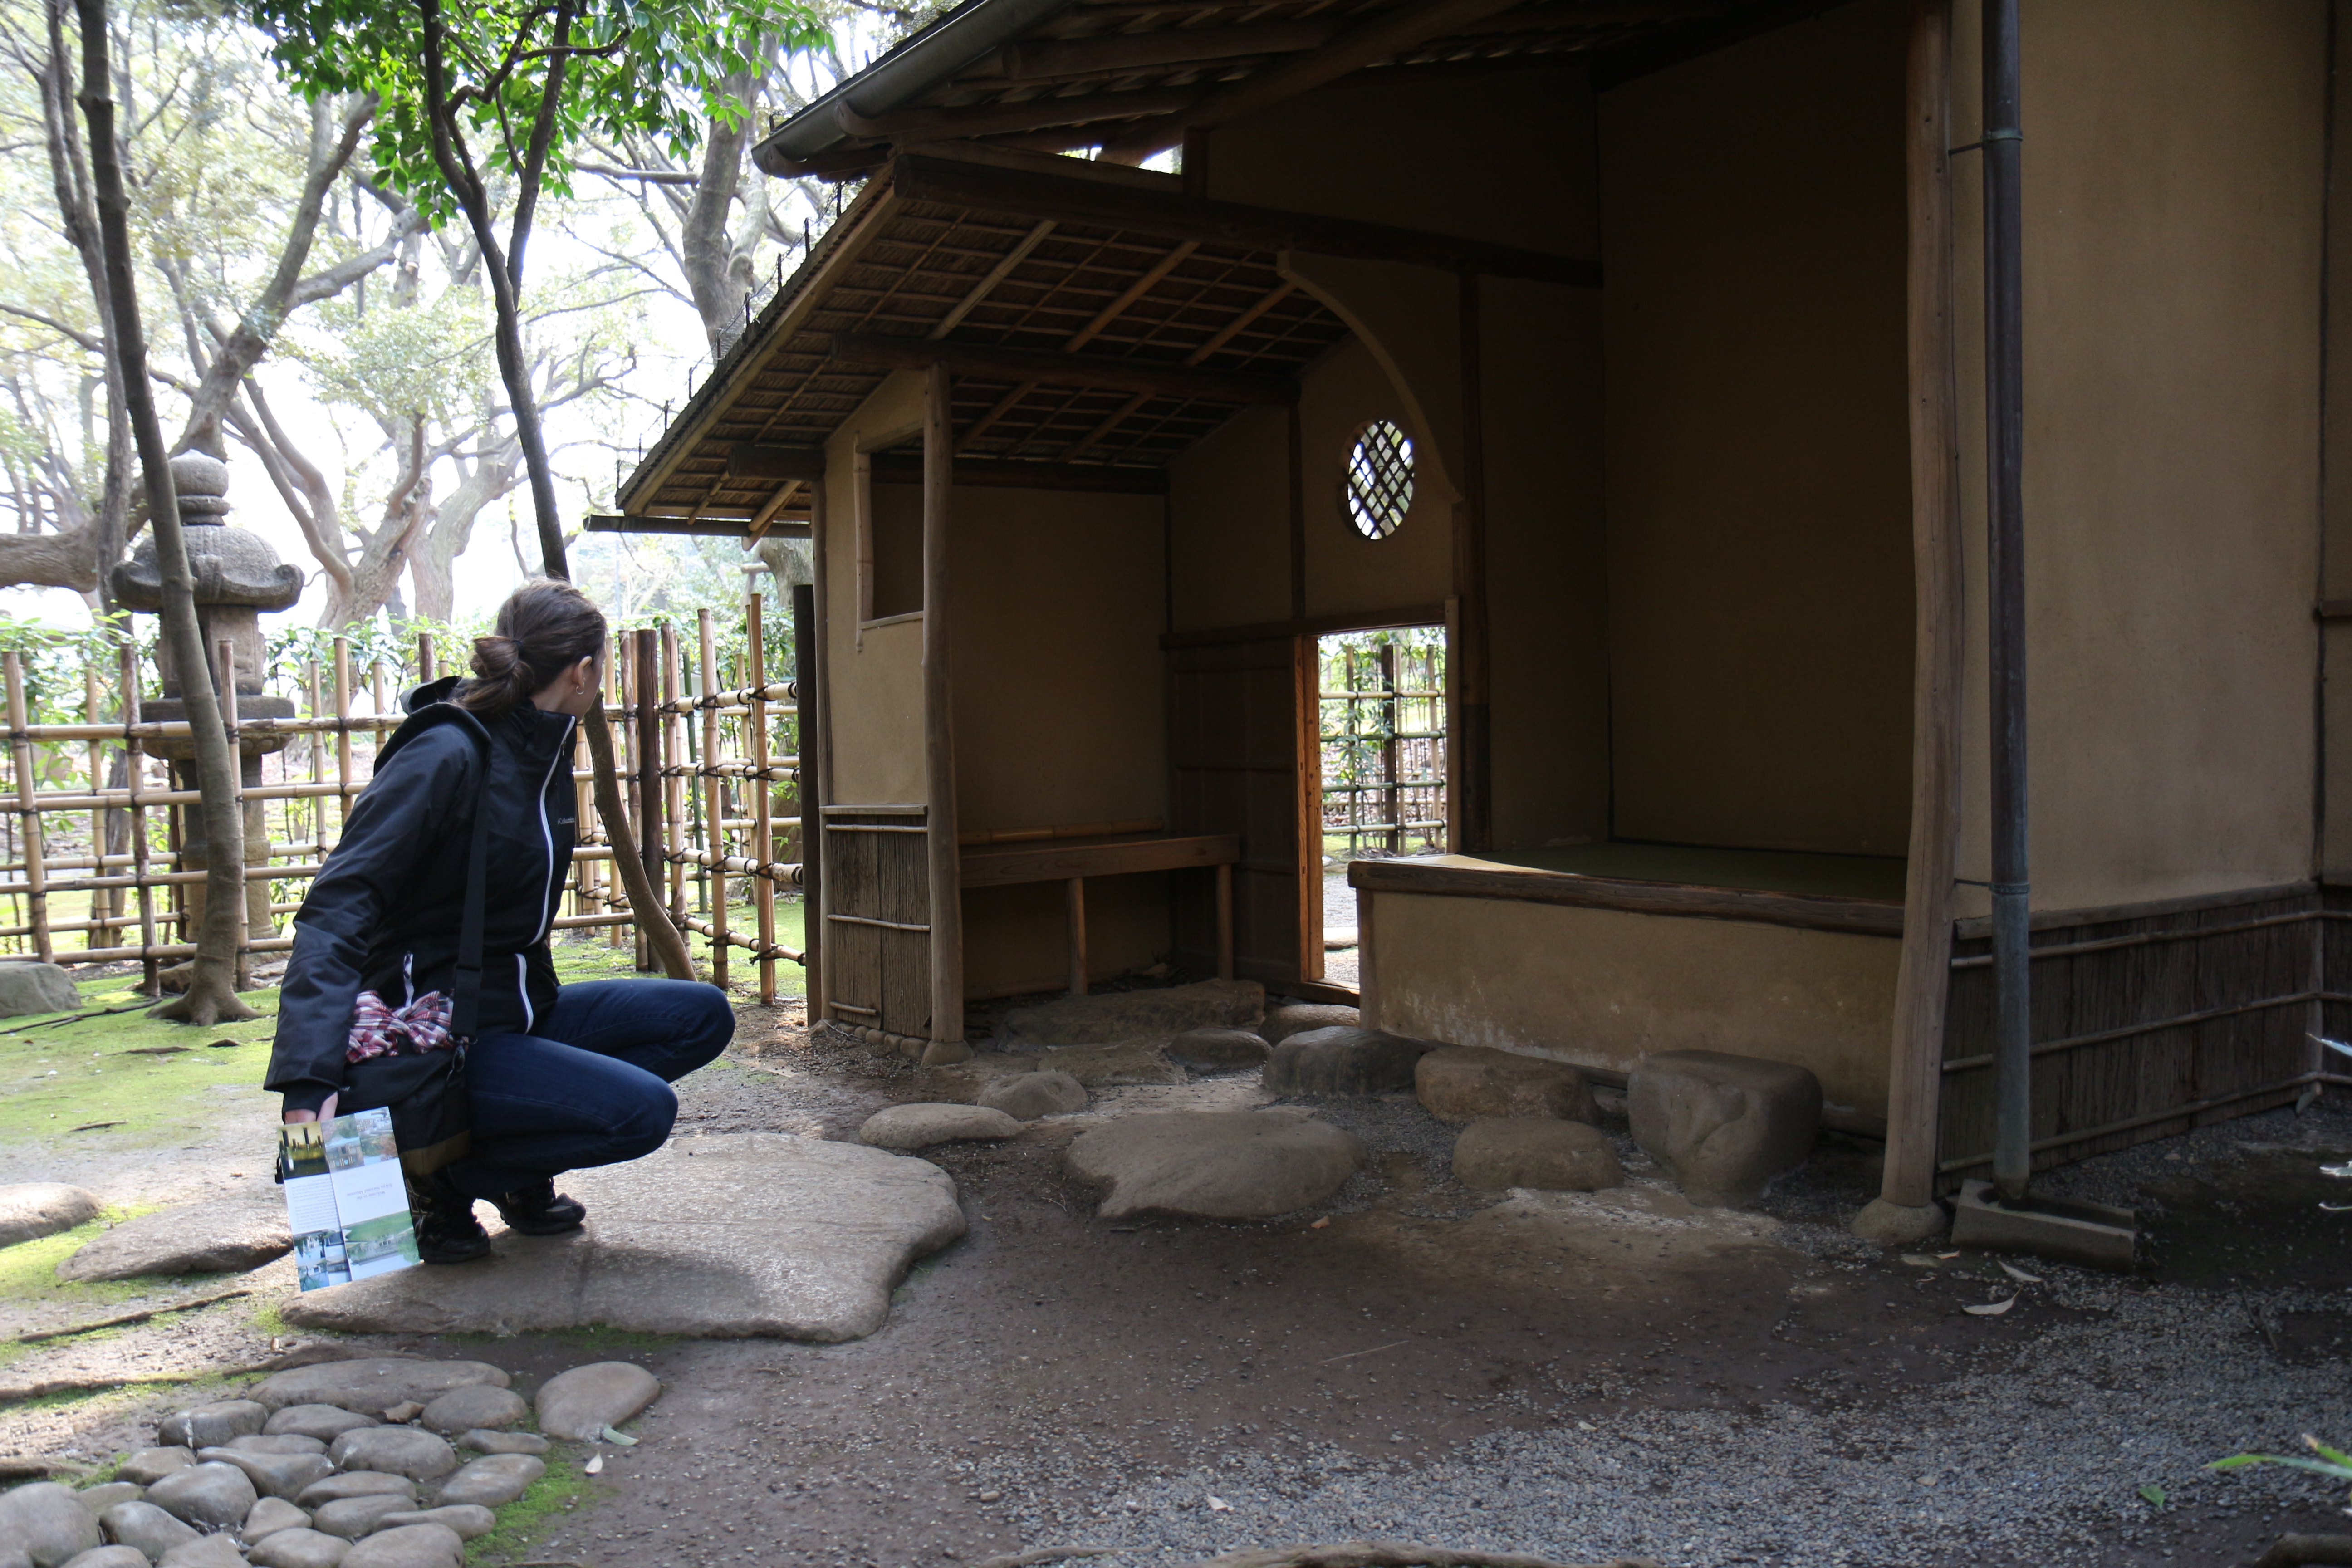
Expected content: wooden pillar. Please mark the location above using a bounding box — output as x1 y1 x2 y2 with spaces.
923 362 965 1054
698 608 728 989
5 654 49 962
807 472 833 1023
1871 0 1965 1232
1453 272 1492 854
749 594 778 1004
635 627 662 972
793 580 825 1023
1066 877 1087 996
1287 401 1307 621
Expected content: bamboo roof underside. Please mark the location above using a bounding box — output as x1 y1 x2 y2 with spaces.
618 157 1354 524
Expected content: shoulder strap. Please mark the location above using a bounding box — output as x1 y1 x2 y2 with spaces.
448 727 495 1043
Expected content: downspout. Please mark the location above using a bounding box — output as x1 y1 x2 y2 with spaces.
1982 0 2033 1202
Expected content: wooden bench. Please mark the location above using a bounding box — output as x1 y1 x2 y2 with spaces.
959 831 1241 994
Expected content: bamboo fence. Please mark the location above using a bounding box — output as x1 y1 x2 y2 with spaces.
0 591 804 1002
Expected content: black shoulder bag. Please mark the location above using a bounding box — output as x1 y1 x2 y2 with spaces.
341 733 493 1177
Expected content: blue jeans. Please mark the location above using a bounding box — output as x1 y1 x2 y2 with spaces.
446 979 733 1200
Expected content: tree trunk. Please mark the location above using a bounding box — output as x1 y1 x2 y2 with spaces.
74 0 254 1025
414 0 695 981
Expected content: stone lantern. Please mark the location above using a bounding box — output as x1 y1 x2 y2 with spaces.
109 451 304 956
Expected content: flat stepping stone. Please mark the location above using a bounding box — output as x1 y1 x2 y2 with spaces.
253 1359 508 1417
859 1103 1021 1149
55 1200 288 1281
0 1182 102 1247
1452 1118 1625 1191
1629 1049 1821 1207
1262 1001 1359 1043
1416 1045 1597 1123
536 1362 659 1440
998 977 1263 1046
1263 1026 1434 1095
278 1133 965 1342
1067 1111 1363 1219
975 1070 1087 1120
1167 1028 1270 1072
340 1523 464 1568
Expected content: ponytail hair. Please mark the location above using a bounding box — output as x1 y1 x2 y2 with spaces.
461 580 607 717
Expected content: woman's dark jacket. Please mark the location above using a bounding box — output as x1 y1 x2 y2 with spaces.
265 677 578 1113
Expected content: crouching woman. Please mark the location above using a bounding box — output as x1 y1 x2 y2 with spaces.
265 581 732 1262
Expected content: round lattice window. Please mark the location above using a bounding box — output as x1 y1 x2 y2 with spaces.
1345 419 1415 540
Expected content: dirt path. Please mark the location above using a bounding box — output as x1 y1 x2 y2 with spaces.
3 985 2347 1567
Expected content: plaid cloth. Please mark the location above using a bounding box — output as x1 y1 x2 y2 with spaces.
344 988 456 1064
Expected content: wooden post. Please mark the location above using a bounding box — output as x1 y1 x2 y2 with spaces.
1453 271 1492 853
333 638 353 835
700 607 728 989
216 637 249 984
84 665 106 950
1215 862 1234 981
1378 639 1401 855
5 653 51 962
634 628 662 972
749 593 777 1004
1066 877 1088 995
305 659 327 869
1354 883 1377 1026
662 622 684 923
121 645 157 991
1872 0 1965 1232
922 361 965 1054
417 632 434 686
792 580 825 1023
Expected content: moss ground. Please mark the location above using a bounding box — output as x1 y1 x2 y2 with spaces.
466 1450 610 1563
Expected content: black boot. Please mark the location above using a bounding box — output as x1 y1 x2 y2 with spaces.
491 1177 588 1236
405 1168 491 1265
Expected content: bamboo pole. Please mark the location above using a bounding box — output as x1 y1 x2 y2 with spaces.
635 627 662 971
121 645 156 992
609 643 627 949
749 593 776 1004
83 664 105 951
6 654 53 962
807 468 832 1024
662 622 684 925
333 638 353 837
701 608 728 989
216 638 249 986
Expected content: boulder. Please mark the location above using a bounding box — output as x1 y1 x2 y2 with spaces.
339 1524 463 1568
222 1435 325 1457
262 1407 377 1442
0 1183 103 1248
432 1454 543 1508
279 1134 966 1343
309 1495 416 1540
247 1533 348 1568
415 1385 526 1436
0 1482 101 1567
250 1360 508 1416
456 1430 547 1456
974 1071 1088 1120
98 1500 194 1556
143 1463 255 1531
324 1430 455 1484
997 977 1264 1047
157 1402 267 1450
1451 1119 1624 1191
56 1204 288 1281
535 1362 660 1440
857 1103 1021 1150
57 1550 146 1568
293 1476 412 1511
1166 1028 1271 1072
243 1497 312 1541
1067 1111 1363 1220
113 1450 194 1487
374 1505 492 1541
1628 1049 1822 1207
1415 1046 1597 1124
1261 1002 1360 1044
0 960 80 1017
1262 1027 1432 1095
195 1446 332 1501
155 1536 244 1568
70 1485 140 1516
247 1531 351 1568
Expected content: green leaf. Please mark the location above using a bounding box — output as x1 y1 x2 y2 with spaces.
2138 1485 2166 1507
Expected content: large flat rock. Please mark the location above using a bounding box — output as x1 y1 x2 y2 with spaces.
1067 1110 1363 1219
278 1134 964 1342
0 1182 103 1248
56 1200 289 1281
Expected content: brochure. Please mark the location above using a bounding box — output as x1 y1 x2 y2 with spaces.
277 1107 422 1291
